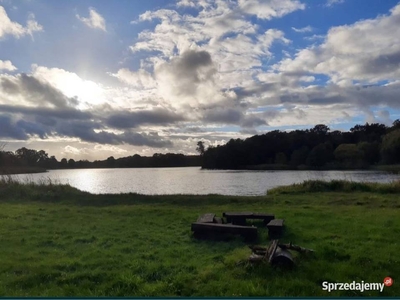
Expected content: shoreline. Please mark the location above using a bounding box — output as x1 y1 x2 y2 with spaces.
2 164 399 175
0 167 48 175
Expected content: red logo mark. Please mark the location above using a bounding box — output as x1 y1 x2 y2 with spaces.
384 277 393 287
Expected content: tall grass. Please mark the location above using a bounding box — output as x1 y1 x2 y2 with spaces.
268 179 400 195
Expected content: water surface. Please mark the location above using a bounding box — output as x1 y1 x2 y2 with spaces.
10 167 400 196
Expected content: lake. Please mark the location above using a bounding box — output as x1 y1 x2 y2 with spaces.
8 167 400 196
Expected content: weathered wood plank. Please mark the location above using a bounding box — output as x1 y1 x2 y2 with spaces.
267 219 284 239
223 212 275 225
223 212 254 217
267 239 279 263
267 219 284 227
213 217 223 224
196 213 216 223
191 222 257 240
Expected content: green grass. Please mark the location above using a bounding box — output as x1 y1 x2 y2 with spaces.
0 179 399 297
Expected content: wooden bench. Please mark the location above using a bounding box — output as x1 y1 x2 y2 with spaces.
196 213 215 223
223 212 275 225
191 222 257 241
267 219 284 239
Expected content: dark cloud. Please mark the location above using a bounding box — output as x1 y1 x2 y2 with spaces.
35 116 57 126
0 104 92 120
233 83 278 99
0 115 28 140
120 131 172 147
308 95 346 105
16 120 48 139
240 128 258 135
203 108 243 124
55 121 172 147
361 51 400 75
241 115 267 128
0 74 78 108
0 77 20 94
106 108 185 129
156 49 217 96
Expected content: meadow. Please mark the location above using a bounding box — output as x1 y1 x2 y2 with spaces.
0 178 398 297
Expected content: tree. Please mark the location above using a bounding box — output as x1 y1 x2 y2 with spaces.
306 143 332 167
274 152 287 165
357 141 380 165
311 124 330 135
196 141 205 156
68 159 75 168
290 146 309 166
334 144 362 167
381 129 400 164
60 158 68 168
106 156 116 167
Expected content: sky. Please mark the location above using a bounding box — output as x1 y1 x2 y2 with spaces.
1 0 400 160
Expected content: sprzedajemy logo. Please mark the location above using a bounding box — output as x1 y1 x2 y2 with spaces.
322 277 393 293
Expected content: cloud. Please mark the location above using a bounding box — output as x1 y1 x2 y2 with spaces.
105 108 186 129
155 49 219 107
238 0 305 20
31 64 106 107
110 68 156 89
76 7 106 32
325 0 345 7
0 104 92 120
292 26 313 33
176 0 197 8
0 6 43 39
0 73 78 108
56 121 172 147
275 3 400 85
0 114 27 139
203 108 243 124
0 59 16 71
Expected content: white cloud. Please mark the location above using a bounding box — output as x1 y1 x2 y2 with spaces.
325 0 345 7
0 59 16 71
176 0 196 8
275 3 400 84
304 34 324 41
110 68 156 89
292 26 313 33
238 0 305 20
31 64 106 108
76 7 106 32
0 6 43 39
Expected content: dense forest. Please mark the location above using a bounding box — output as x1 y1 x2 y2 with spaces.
1 120 400 173
199 121 400 170
0 148 201 172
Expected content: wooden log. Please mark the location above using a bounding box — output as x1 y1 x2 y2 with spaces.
270 247 294 268
196 213 216 223
279 242 314 253
191 222 257 240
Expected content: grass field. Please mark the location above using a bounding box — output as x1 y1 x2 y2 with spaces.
0 179 398 297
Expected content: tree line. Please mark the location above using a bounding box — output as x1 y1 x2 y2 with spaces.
197 121 400 170
0 147 201 170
